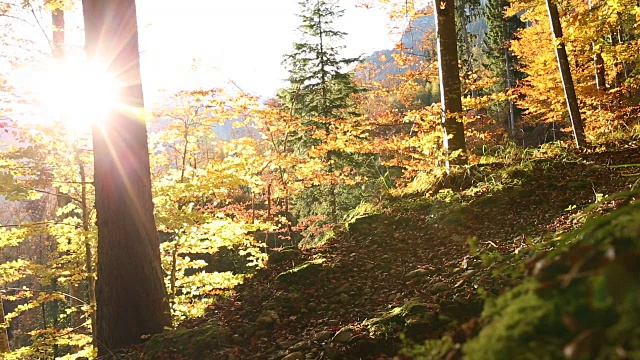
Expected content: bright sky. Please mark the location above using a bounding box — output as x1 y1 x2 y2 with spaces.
2 0 403 114
134 0 398 103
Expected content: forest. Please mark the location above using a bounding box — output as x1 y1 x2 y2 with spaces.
1 0 640 359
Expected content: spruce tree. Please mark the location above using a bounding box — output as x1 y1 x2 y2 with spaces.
483 0 525 133
281 0 362 223
455 0 482 97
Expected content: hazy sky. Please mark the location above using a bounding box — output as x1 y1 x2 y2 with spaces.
134 0 398 103
3 0 402 109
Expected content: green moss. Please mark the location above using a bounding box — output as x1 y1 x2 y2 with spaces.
462 194 640 360
269 248 300 265
473 194 507 207
463 281 565 360
402 192 640 359
346 214 382 234
364 301 436 338
399 336 455 359
275 259 326 284
143 324 232 358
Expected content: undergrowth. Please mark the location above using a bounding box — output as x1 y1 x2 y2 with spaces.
404 189 640 359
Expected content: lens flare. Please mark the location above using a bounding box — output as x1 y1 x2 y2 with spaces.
27 55 119 130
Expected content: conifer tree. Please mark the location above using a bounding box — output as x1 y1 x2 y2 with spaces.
281 0 362 223
483 0 525 133
455 0 482 97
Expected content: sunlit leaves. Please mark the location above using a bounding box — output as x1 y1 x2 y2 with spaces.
509 0 640 141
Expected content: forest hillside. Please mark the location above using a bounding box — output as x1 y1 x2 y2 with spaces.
2 0 640 359
120 145 640 360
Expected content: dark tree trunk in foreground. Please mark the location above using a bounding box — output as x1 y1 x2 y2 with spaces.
82 0 170 356
434 0 468 170
546 0 587 149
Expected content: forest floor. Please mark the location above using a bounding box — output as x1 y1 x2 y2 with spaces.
132 146 640 360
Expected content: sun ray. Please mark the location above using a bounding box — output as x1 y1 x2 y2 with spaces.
13 54 120 132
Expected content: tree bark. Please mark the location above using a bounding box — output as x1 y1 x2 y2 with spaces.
505 46 517 133
546 0 587 149
0 295 9 353
78 160 97 347
51 5 64 59
587 1 606 91
434 0 468 170
81 0 170 356
594 50 606 91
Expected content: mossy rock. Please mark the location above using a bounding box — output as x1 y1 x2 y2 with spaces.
439 211 465 226
364 300 436 338
266 291 305 313
567 180 591 190
346 214 382 234
144 324 232 358
461 194 640 359
474 194 507 207
255 310 281 329
510 185 534 198
463 281 560 360
275 259 326 285
269 247 300 265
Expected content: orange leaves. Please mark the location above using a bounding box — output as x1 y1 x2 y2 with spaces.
0 2 11 14
509 0 640 141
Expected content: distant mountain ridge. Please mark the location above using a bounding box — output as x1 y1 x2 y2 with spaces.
360 10 487 82
362 14 436 81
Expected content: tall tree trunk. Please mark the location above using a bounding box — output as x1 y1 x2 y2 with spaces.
587 1 606 92
594 50 606 91
81 0 170 356
318 6 338 224
78 160 97 347
609 29 625 88
0 295 9 353
546 0 587 149
505 47 517 133
51 279 59 358
51 6 91 348
434 0 468 170
51 5 64 59
50 8 65 355
327 152 337 223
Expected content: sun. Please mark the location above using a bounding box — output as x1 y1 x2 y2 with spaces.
30 56 119 129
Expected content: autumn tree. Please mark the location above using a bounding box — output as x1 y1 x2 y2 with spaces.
81 0 169 355
434 0 467 168
148 89 268 320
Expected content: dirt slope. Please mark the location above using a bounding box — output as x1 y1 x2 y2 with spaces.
136 147 640 360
